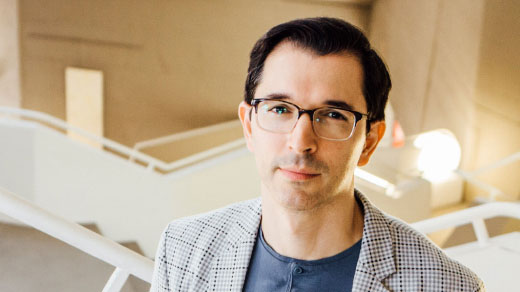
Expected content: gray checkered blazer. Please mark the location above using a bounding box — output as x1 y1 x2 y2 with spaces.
150 190 485 291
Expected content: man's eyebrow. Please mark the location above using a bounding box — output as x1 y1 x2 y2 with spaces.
262 93 291 100
261 94 355 111
324 100 355 111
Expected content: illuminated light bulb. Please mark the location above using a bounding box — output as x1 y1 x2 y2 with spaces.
413 129 461 180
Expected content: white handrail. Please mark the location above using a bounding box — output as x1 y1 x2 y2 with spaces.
0 106 246 173
0 107 169 170
469 152 520 177
103 268 130 292
133 119 241 151
0 107 396 189
0 187 154 285
456 151 519 200
411 201 520 246
162 138 246 172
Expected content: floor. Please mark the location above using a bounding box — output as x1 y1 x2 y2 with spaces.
445 232 520 291
0 222 150 292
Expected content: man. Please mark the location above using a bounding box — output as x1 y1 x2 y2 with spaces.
151 17 484 291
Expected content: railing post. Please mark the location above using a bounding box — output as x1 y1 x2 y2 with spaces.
0 106 166 173
471 218 489 247
102 267 130 292
0 187 154 283
128 147 138 163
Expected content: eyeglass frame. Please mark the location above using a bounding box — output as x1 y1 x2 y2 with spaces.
250 98 370 141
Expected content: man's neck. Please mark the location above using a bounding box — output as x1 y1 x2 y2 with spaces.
260 190 364 261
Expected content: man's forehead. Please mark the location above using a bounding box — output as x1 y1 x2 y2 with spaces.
257 42 366 111
261 41 364 84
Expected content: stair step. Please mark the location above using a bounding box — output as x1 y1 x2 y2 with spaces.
441 216 520 248
0 222 151 292
80 222 102 235
120 241 145 256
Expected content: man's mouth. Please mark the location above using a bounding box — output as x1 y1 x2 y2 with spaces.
278 168 320 181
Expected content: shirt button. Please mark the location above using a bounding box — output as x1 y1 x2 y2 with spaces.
294 266 304 274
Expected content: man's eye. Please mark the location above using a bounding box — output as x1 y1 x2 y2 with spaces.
269 105 290 115
325 111 347 120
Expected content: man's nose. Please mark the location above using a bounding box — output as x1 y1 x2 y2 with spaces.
287 113 318 154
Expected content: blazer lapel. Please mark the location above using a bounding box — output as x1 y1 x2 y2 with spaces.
203 191 396 291
352 190 396 291
205 199 262 292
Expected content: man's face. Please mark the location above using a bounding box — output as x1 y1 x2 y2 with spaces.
239 42 383 211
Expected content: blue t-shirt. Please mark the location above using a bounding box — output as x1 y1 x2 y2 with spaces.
244 228 362 291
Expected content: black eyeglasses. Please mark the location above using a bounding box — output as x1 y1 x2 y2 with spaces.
251 99 368 141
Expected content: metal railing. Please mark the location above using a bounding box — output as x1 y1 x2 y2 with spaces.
456 152 520 201
131 120 241 156
0 106 246 173
0 107 246 291
0 187 154 292
412 201 520 247
129 119 244 171
3 106 518 290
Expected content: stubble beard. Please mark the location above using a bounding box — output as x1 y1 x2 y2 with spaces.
276 179 341 212
265 153 349 212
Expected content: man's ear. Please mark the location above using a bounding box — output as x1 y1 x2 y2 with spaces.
238 101 254 152
358 120 386 166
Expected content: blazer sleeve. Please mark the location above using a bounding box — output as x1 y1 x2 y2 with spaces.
150 225 170 292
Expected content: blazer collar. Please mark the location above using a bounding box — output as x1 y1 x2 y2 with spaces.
206 191 396 290
354 189 396 281
206 198 262 291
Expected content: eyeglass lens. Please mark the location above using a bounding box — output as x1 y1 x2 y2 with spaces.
256 100 356 140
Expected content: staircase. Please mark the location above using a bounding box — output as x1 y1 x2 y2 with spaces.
0 110 258 257
1 107 517 291
0 222 150 292
431 205 520 248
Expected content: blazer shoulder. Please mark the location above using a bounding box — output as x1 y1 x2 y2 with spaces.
385 215 485 291
164 197 261 239
161 197 261 266
153 198 261 291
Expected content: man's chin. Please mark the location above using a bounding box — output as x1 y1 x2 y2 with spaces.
274 190 329 212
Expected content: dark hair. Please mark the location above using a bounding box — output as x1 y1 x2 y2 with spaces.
244 17 391 125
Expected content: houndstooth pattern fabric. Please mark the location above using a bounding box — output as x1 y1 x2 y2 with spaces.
150 191 485 291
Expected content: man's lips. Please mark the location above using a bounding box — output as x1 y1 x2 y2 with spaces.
278 168 320 181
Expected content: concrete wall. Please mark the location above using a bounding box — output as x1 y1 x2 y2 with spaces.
0 119 34 200
0 0 21 107
468 0 520 201
19 0 368 147
369 0 519 201
369 0 485 170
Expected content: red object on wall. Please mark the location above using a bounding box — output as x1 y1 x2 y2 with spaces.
392 120 405 148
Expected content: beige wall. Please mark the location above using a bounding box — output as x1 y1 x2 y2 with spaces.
0 0 21 107
369 0 519 201
19 0 518 200
369 0 439 136
369 0 485 170
468 0 520 201
20 0 368 147
65 67 104 148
